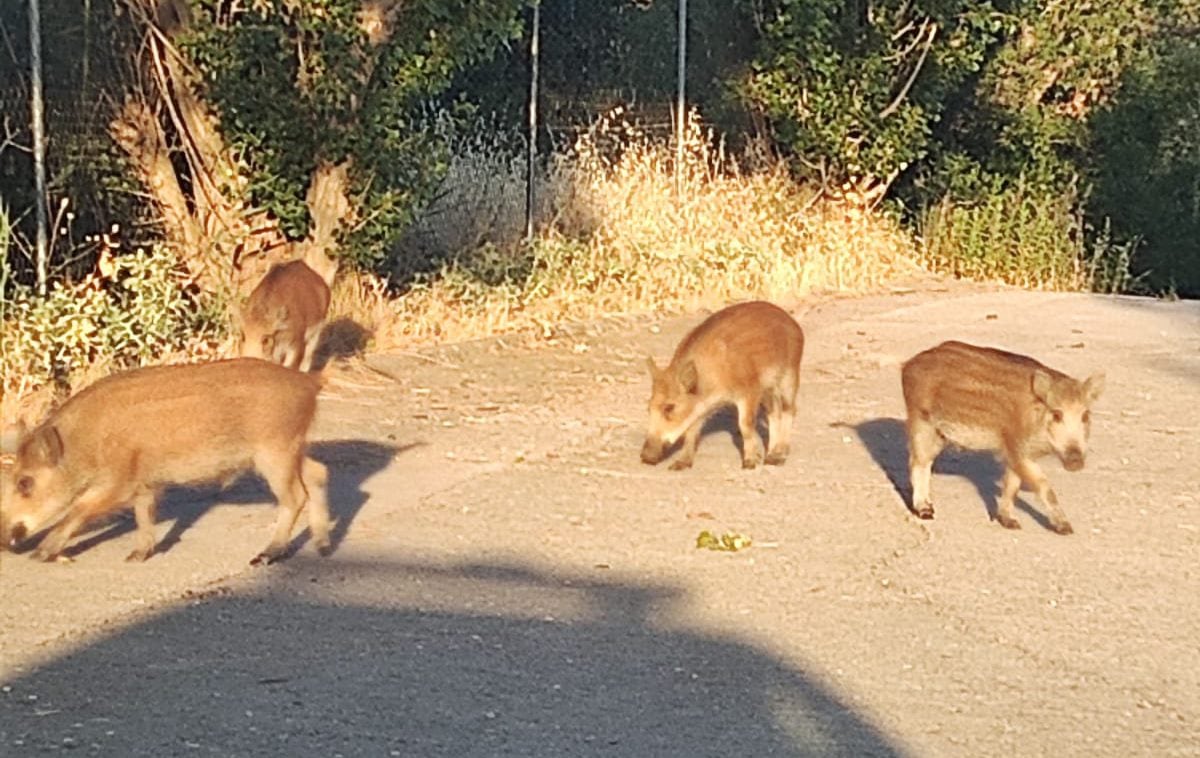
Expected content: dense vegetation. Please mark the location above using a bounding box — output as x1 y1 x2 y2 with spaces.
1 0 1197 412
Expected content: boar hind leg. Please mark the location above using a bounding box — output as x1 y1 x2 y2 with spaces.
907 421 944 520
252 451 306 565
995 468 1023 530
125 489 160 562
1012 457 1073 535
298 322 325 373
736 394 765 469
764 390 795 466
301 457 333 556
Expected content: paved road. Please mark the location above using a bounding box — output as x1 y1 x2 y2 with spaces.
2 285 1198 756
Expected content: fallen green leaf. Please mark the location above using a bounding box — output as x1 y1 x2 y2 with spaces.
696 530 752 552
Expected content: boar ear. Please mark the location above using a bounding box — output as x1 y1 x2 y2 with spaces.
0 420 26 455
1083 372 1106 403
27 425 64 465
645 356 660 377
677 360 699 394
1031 370 1053 404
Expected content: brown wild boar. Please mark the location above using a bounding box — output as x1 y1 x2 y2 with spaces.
0 358 332 564
901 340 1105 534
240 259 331 372
642 301 805 470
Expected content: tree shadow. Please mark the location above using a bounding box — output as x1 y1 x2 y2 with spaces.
0 558 906 757
60 439 409 560
846 418 1051 528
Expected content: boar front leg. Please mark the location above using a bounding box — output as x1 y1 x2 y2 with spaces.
669 423 702 471
1013 457 1073 535
34 482 128 561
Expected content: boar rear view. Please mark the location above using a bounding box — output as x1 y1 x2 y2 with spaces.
0 359 332 564
901 341 1105 534
240 259 331 372
642 301 804 470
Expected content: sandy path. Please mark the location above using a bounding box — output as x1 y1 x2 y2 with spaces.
2 284 1197 756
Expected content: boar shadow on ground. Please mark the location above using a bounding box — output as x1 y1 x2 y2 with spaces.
311 317 373 370
686 405 772 462
62 439 415 560
847 418 1052 528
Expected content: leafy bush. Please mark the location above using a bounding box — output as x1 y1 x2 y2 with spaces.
1 244 227 400
180 0 526 271
1089 39 1200 296
739 1 1004 190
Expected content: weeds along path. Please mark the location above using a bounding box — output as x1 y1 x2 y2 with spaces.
1 284 1198 756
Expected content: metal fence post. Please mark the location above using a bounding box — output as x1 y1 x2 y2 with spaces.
525 0 541 244
675 0 688 200
29 0 49 294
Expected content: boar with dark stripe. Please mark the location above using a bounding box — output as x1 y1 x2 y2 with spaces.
641 301 805 470
901 340 1105 534
0 358 332 564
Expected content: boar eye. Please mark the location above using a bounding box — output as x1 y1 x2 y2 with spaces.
1050 410 1064 423
16 475 34 497
662 403 676 417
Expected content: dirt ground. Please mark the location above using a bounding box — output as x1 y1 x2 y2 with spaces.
1 282 1198 756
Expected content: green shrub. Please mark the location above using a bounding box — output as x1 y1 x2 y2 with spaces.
918 180 1138 292
917 179 1084 289
1 245 227 396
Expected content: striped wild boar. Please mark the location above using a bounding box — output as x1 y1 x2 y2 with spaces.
0 359 332 564
901 340 1105 534
240 259 331 372
642 301 805 470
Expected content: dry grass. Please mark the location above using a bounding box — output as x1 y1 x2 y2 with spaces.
371 111 918 348
2 111 919 428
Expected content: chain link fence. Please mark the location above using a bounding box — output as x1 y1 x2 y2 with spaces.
1 1 759 289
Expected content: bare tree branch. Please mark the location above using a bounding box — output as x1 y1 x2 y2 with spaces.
879 21 938 120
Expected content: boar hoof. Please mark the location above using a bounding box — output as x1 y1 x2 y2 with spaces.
125 548 152 563
316 542 333 558
914 504 934 520
1051 520 1074 536
33 547 61 563
250 550 282 566
996 514 1022 530
764 452 788 466
668 458 694 471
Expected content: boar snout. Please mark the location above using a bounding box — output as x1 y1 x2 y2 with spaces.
641 437 665 465
6 521 28 548
1062 447 1086 472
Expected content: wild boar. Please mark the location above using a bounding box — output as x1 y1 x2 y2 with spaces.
901 340 1105 534
240 259 331 372
0 358 332 564
641 301 805 470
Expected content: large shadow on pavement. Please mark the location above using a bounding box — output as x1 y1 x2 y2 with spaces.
0 558 906 757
